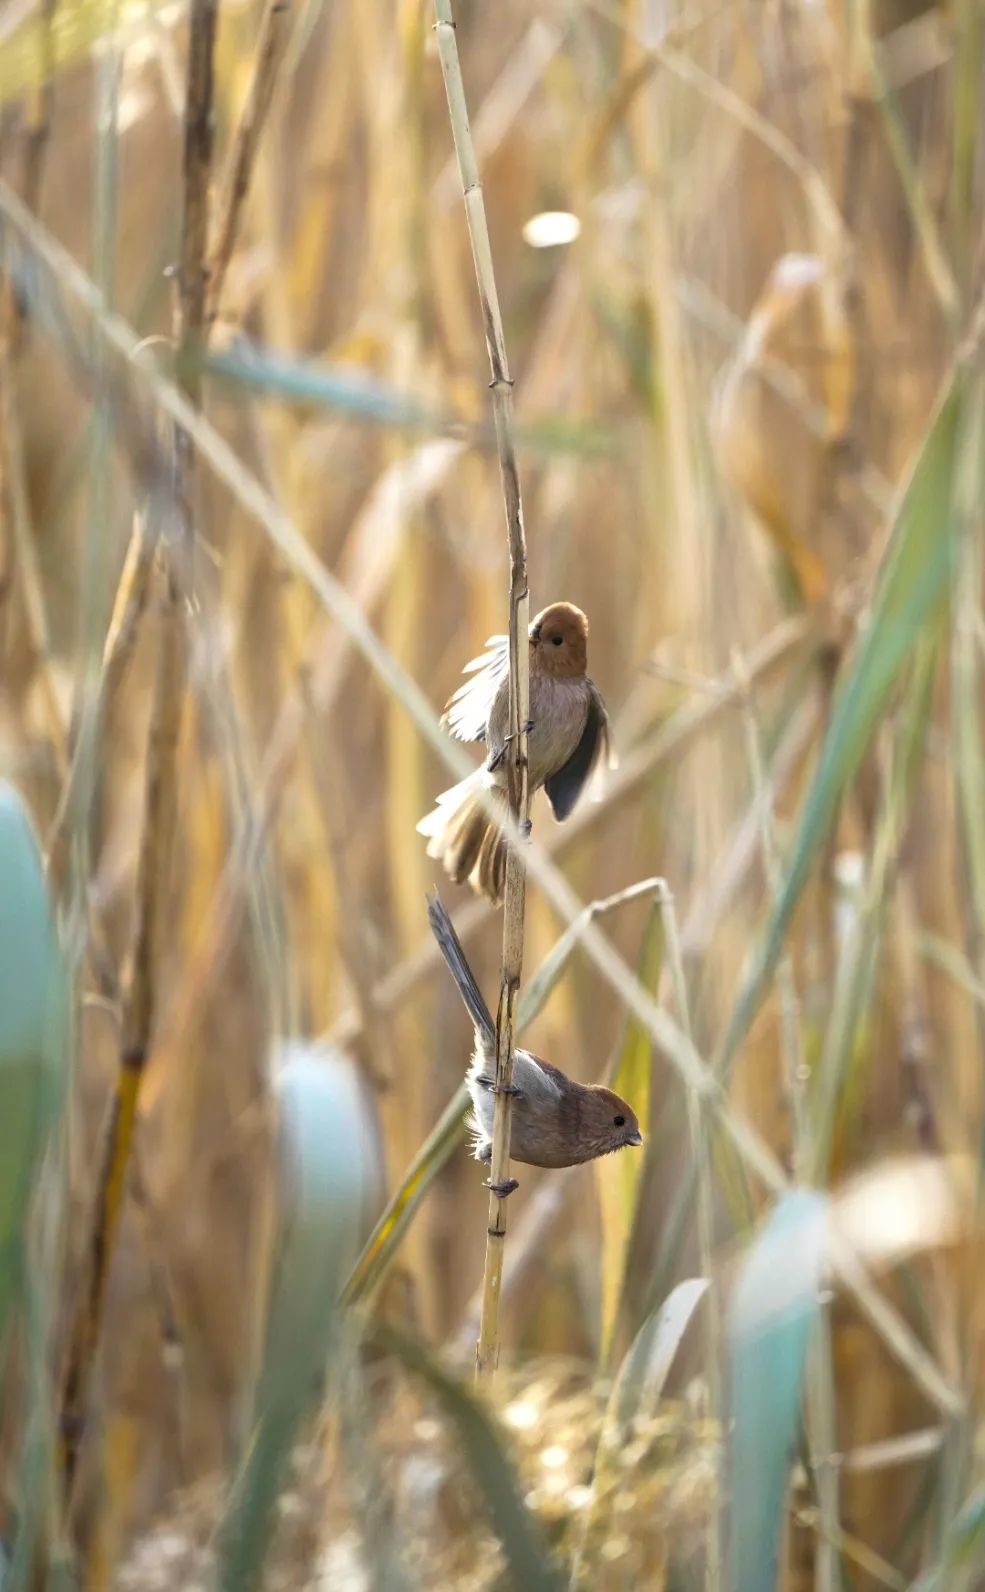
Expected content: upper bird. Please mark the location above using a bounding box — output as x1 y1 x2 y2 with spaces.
417 602 610 903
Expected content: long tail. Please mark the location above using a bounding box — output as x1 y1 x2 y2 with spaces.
427 892 495 1046
416 772 507 904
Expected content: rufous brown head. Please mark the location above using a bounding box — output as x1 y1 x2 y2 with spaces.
572 1084 643 1164
529 602 589 680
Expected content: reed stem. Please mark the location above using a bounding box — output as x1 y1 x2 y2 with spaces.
58 0 219 1504
432 0 531 1378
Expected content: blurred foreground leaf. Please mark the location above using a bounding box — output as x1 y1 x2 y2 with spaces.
200 342 618 456
720 368 968 1077
216 1045 376 1592
374 1323 562 1591
0 0 171 106
0 783 68 1356
727 1189 828 1592
596 901 664 1363
342 1080 468 1308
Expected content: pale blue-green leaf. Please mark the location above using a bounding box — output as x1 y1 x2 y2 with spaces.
342 1081 467 1308
198 343 616 456
216 1045 378 1592
0 783 67 1346
728 1189 828 1592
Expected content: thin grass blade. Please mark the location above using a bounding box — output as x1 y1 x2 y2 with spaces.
611 1276 711 1431
374 1322 562 1591
341 1081 468 1308
596 902 664 1363
719 370 967 1080
810 629 940 1180
912 1484 985 1592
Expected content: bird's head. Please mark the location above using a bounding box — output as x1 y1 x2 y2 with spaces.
577 1085 643 1162
529 602 589 679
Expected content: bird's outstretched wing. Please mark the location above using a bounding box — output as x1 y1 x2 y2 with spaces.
544 679 611 821
441 633 509 743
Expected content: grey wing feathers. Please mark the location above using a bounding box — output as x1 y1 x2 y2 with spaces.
544 679 610 822
441 635 509 743
469 1048 561 1103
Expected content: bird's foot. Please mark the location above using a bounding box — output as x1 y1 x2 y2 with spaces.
521 818 532 838
492 1082 522 1097
486 721 534 773
485 1177 519 1198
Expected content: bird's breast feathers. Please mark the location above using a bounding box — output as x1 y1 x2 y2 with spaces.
466 1044 562 1148
526 673 590 787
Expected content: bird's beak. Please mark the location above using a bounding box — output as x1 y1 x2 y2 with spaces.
626 1130 643 1147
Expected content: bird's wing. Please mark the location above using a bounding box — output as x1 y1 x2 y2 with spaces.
441 633 509 743
514 1049 563 1100
544 679 611 821
469 1048 563 1102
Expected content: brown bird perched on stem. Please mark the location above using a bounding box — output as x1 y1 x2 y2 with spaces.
417 602 610 903
428 894 642 1192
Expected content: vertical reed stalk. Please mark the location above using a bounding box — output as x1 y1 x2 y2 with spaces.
49 0 293 899
0 0 67 782
432 0 531 1378
20 0 57 223
59 0 219 1502
206 0 293 329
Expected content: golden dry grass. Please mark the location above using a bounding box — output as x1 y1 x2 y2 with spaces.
0 0 983 1587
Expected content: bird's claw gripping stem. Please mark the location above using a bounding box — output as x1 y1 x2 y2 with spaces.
485 1177 519 1199
487 720 534 773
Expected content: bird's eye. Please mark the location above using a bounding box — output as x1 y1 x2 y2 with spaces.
613 1114 625 1127
551 634 564 647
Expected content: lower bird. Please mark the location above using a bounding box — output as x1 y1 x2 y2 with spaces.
428 893 642 1194
417 602 610 903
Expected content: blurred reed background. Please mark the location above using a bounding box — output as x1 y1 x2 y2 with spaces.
0 0 983 1586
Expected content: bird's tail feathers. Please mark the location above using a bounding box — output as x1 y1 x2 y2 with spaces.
417 772 507 904
427 892 495 1044
415 772 478 838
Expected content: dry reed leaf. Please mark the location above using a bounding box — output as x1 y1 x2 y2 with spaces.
713 251 857 606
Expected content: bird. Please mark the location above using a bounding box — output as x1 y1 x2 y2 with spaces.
427 893 642 1195
417 602 610 903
